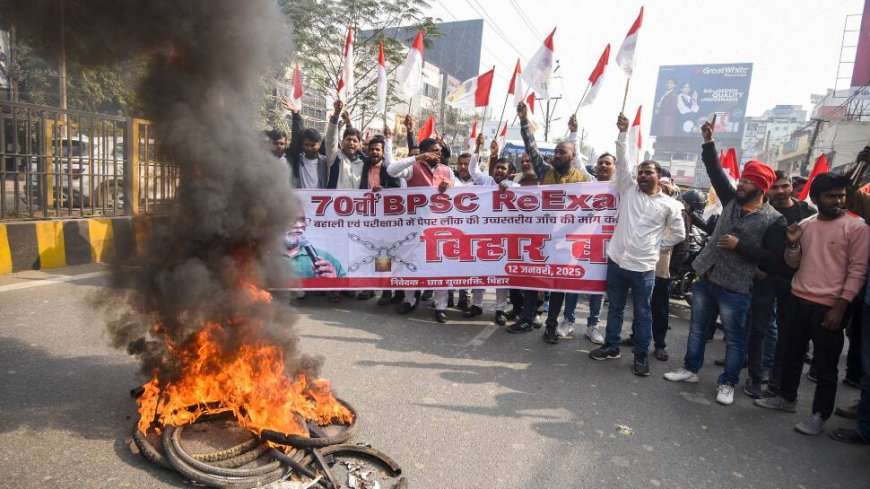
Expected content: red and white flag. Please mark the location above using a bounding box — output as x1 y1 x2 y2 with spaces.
376 40 387 115
496 121 508 151
290 63 304 110
521 28 556 99
508 59 524 107
526 92 538 132
445 67 495 109
467 120 478 151
615 6 643 76
396 30 424 100
579 44 610 108
799 154 830 201
628 106 643 164
417 115 435 142
337 26 354 100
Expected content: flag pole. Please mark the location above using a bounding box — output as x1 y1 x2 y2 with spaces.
494 91 510 145
620 75 631 114
572 81 592 116
562 81 593 137
509 85 534 127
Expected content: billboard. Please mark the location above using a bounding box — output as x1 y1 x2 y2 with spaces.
851 0 870 99
650 63 753 139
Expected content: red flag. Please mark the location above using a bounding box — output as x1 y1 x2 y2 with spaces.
291 63 304 109
509 59 524 106
721 147 739 181
417 115 435 142
376 40 387 114
467 120 478 151
475 67 495 107
526 92 536 114
496 121 508 150
799 154 830 201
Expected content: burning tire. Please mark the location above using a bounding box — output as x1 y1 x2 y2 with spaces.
261 397 358 449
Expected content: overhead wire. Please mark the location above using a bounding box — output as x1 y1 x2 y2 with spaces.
507 0 543 39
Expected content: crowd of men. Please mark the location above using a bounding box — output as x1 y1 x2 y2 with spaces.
267 95 870 446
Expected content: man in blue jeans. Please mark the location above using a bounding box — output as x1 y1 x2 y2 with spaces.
589 113 685 376
664 119 786 406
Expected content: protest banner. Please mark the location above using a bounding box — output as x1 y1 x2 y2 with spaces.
279 183 619 293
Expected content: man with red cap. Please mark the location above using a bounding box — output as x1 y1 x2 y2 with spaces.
664 119 787 407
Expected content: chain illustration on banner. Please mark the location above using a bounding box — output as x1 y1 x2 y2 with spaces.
347 232 419 272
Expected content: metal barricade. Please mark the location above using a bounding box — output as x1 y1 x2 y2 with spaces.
0 101 177 221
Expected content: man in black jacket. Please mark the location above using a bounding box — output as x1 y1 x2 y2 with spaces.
664 119 787 406
279 96 329 189
746 172 816 398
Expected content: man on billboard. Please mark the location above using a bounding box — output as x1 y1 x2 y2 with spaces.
280 206 345 280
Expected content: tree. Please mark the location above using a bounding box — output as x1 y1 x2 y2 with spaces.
278 0 440 132
4 25 146 115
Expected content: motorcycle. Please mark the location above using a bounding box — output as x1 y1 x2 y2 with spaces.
668 227 708 306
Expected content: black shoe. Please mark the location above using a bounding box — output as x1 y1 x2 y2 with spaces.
590 346 622 360
653 347 669 362
340 290 356 298
806 370 818 383
435 310 448 323
390 291 405 304
421 290 433 301
396 302 414 315
377 291 392 306
494 311 507 326
504 308 521 320
532 314 543 329
543 324 559 344
829 428 870 445
457 298 469 311
843 377 861 389
507 319 534 334
462 305 483 318
357 291 375 300
743 380 765 399
632 355 650 376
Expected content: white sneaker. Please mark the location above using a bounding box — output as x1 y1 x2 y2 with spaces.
794 412 825 436
585 325 604 345
716 383 735 405
556 321 575 338
663 368 699 383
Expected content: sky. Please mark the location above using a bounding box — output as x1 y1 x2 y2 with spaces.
426 0 866 154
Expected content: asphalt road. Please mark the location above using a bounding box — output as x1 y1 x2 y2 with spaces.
1 264 868 489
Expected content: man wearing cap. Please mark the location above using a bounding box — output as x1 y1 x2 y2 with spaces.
664 119 787 407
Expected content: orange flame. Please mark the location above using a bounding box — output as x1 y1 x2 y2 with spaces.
136 279 352 435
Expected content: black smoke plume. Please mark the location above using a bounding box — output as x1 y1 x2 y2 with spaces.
1 0 319 379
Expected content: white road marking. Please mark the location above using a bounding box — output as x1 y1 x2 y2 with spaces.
0 271 109 293
466 324 499 347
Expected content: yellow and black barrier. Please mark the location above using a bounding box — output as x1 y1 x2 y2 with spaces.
0 216 162 275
